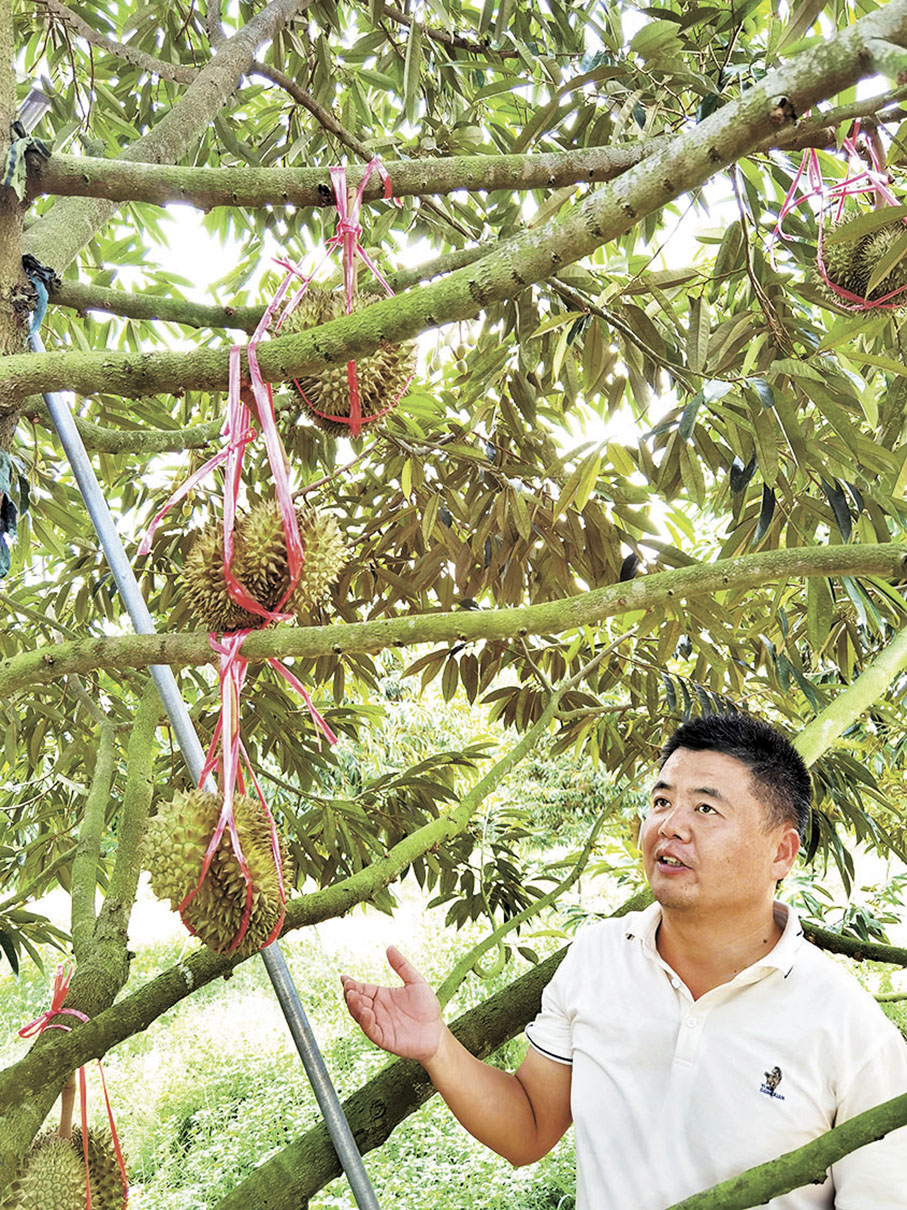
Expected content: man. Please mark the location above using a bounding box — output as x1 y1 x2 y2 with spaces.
341 714 907 1207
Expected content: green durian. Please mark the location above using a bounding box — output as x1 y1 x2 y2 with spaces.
821 217 907 306
177 520 251 634
0 1130 86 1210
71 1129 125 1210
143 788 294 957
282 286 416 436
177 505 347 631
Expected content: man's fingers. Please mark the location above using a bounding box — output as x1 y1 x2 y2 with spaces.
386 944 426 985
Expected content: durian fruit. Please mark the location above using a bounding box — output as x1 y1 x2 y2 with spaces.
821 218 907 306
71 1128 125 1210
177 520 252 634
143 788 295 957
0 1130 87 1210
239 502 348 617
282 286 416 436
177 505 347 631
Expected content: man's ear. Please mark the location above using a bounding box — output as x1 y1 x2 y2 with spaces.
772 826 800 883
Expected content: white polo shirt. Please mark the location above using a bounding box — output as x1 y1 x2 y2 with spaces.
525 902 907 1209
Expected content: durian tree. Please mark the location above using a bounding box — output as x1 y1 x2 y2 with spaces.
3 0 907 1204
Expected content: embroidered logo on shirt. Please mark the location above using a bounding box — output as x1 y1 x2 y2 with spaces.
760 1066 785 1100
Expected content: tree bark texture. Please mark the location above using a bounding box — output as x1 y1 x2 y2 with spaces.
0 545 902 697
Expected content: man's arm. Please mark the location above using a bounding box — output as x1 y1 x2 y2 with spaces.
342 946 572 1166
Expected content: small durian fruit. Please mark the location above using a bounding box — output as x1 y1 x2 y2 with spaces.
71 1128 125 1210
2 1130 86 1210
143 788 295 957
283 286 415 436
821 218 907 306
178 520 254 633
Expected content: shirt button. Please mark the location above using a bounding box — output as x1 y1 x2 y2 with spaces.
671 978 680 989
686 1018 697 1029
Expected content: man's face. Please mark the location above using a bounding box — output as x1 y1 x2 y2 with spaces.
639 747 799 918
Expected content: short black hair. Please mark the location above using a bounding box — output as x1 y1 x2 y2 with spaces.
659 713 811 838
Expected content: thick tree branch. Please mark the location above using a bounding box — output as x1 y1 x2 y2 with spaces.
10 4 907 404
26 92 907 215
69 716 115 961
0 545 902 696
21 0 313 273
30 143 671 209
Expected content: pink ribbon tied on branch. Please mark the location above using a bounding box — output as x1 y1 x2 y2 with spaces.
20 963 129 1209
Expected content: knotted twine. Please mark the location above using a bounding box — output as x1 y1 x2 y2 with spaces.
774 119 907 310
19 963 129 1209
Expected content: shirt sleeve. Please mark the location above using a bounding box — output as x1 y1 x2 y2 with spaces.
831 1026 907 1210
524 941 579 1065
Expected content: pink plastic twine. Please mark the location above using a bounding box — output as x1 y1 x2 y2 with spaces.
137 160 406 951
774 119 907 310
284 160 412 437
20 964 129 1210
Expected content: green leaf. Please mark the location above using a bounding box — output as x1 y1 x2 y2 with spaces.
403 20 423 127
777 0 826 52
823 206 907 244
864 228 907 300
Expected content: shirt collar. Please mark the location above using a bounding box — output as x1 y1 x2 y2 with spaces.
624 900 804 978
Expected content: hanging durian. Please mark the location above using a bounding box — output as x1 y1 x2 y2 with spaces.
177 504 347 631
143 787 295 957
0 1126 125 1210
0 1131 84 1210
282 286 415 436
71 1128 124 1210
821 217 907 306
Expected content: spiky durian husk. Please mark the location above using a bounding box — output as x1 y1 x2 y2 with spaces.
177 505 347 630
283 287 415 436
177 520 252 634
821 218 907 306
0 1130 86 1210
143 788 294 957
70 1129 125 1210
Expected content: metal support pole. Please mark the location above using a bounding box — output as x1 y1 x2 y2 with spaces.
30 330 380 1210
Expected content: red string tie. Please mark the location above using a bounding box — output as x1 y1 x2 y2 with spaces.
20 964 129 1210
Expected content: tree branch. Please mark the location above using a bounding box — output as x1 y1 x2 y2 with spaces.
0 545 902 696
69 714 115 962
800 921 907 967
368 1 519 57
27 397 224 453
22 0 314 273
796 624 907 766
435 795 617 1008
666 1093 907 1209
12 4 907 404
45 243 490 342
36 0 197 83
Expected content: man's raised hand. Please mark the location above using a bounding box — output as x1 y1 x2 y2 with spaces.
341 945 443 1063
